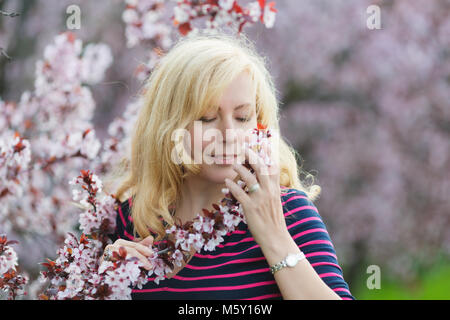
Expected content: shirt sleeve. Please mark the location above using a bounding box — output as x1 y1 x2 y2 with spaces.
282 188 355 300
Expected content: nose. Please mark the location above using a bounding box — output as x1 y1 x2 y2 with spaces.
218 116 239 142
215 116 239 155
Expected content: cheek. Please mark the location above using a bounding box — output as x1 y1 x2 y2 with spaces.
184 126 205 159
202 139 212 155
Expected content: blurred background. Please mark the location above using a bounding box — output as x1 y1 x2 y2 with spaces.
1 0 449 299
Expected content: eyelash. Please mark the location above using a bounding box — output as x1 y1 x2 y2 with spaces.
200 117 251 123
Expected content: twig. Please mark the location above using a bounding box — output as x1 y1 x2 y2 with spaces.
0 8 20 59
156 248 169 255
0 10 20 17
0 47 11 60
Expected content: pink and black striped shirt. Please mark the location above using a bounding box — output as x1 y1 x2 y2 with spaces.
109 188 355 300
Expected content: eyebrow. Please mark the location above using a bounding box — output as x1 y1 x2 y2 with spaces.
214 103 252 110
234 103 251 110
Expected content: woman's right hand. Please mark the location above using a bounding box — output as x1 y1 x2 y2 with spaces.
101 236 154 270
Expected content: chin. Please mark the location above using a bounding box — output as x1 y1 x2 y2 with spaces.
201 166 238 184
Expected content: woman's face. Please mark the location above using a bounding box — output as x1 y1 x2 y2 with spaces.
185 71 258 184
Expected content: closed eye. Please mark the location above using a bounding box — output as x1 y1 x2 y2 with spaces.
199 117 251 123
199 117 215 123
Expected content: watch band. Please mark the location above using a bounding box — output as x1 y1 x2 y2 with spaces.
270 252 306 274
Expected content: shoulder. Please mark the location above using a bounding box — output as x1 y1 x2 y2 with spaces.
280 187 319 218
280 188 329 239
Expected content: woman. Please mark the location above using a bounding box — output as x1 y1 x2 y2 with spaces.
104 33 355 300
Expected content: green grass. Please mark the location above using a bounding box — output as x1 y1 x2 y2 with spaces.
353 261 450 300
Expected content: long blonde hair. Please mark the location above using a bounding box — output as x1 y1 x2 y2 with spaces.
108 32 321 240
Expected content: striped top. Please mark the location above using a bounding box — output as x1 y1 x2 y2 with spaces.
109 188 355 300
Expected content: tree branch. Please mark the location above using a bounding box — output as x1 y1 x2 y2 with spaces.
0 47 11 60
0 10 20 17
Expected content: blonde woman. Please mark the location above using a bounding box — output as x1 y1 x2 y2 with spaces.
104 33 354 300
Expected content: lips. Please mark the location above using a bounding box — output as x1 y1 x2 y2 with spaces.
212 154 237 158
212 154 237 165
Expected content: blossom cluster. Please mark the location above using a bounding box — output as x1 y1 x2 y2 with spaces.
172 0 277 35
245 124 274 167
39 232 147 300
0 132 31 202
122 0 172 49
0 235 28 300
39 170 147 300
30 32 111 137
0 31 113 238
121 0 277 80
95 97 143 180
68 170 117 239
123 0 277 44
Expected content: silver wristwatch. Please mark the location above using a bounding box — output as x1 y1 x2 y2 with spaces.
270 252 306 274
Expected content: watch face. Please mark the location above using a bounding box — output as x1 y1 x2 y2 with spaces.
285 254 298 267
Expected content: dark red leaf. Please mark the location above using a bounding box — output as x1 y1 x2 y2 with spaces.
178 22 192 36
118 246 127 259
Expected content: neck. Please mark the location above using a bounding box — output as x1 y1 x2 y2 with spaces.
174 176 227 224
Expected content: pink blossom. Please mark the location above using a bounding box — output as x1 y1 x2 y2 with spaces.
81 43 113 84
171 249 184 267
0 246 18 275
0 235 29 299
218 0 235 11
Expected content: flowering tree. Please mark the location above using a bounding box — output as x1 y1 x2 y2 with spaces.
0 32 112 239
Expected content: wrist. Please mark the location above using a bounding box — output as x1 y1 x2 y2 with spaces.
259 230 301 267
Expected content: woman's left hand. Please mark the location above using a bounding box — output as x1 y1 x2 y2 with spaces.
224 142 289 249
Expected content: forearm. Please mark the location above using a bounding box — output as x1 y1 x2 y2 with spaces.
260 231 342 300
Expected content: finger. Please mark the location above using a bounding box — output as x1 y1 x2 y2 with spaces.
114 239 133 247
124 247 153 270
244 143 260 167
133 242 154 257
104 244 114 252
139 235 154 247
245 146 270 185
225 177 249 207
115 239 153 256
261 140 277 175
262 140 272 165
232 162 258 191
